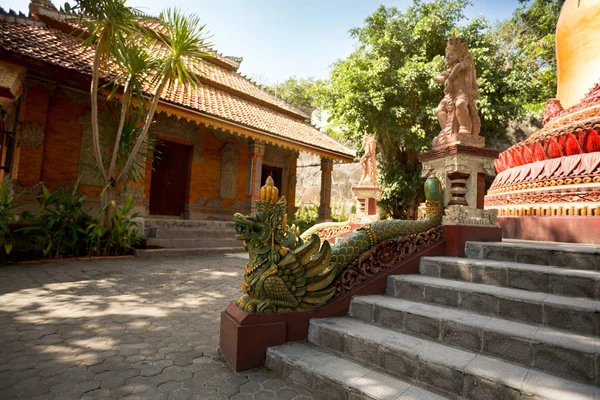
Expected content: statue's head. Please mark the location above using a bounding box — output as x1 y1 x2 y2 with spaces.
445 35 469 63
233 177 290 247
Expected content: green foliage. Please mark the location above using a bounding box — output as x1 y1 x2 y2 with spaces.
21 179 93 258
314 0 561 218
0 185 21 255
266 77 317 114
288 202 349 233
1 179 140 264
288 203 319 233
87 193 140 256
494 0 565 114
331 201 349 223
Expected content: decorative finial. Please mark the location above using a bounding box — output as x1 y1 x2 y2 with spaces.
260 176 279 203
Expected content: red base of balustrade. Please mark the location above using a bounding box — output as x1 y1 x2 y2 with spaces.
220 223 508 372
219 240 446 372
444 225 503 257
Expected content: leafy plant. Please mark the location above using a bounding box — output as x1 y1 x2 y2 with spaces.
0 184 22 256
289 203 319 234
88 193 140 256
20 178 92 259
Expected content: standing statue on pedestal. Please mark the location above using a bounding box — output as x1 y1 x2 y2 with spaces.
432 36 483 148
359 134 377 185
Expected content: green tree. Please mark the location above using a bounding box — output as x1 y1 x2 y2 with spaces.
315 0 534 218
69 0 212 223
494 0 565 114
267 77 317 114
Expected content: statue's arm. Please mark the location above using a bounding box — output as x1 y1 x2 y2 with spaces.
433 73 446 83
448 62 466 80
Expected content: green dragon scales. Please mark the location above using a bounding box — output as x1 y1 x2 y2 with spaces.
233 176 443 313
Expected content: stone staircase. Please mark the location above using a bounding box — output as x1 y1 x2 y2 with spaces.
135 219 245 258
266 240 600 400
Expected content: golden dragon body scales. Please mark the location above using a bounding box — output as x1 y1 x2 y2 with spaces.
233 176 443 313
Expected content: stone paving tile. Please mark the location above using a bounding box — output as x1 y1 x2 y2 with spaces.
0 254 322 400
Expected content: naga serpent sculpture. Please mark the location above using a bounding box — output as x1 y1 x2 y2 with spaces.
233 176 443 313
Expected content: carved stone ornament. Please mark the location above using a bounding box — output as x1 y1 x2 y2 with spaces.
220 142 240 199
153 113 204 162
23 77 56 96
233 176 444 314
19 122 45 149
62 87 90 107
442 205 498 227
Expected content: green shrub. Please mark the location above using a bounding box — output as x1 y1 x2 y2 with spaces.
20 179 92 259
289 203 319 234
2 177 141 264
87 193 140 256
0 184 23 256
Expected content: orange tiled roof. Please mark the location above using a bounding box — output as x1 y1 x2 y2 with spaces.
0 12 355 160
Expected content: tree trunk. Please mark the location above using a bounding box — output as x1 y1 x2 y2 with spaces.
100 185 118 228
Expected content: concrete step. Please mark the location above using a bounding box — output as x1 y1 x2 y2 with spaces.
144 219 236 230
420 257 600 299
308 317 598 399
266 341 449 400
350 295 599 384
388 275 600 336
147 228 234 239
135 247 246 258
465 240 600 270
142 237 241 249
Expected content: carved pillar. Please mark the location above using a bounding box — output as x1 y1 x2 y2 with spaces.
247 140 265 213
317 157 333 222
447 171 470 206
286 151 299 217
419 145 499 227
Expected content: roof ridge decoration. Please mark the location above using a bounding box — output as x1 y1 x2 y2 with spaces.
0 6 45 26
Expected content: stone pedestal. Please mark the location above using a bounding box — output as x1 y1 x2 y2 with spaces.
351 185 381 223
432 131 485 149
418 144 502 255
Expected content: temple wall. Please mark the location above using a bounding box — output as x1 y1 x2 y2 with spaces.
8 78 298 221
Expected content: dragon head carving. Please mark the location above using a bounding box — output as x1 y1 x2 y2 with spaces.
233 176 296 251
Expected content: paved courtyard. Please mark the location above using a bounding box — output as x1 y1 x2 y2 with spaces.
0 254 321 400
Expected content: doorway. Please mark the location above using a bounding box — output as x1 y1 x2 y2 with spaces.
149 141 190 216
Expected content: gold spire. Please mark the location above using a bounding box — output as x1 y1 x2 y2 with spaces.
260 176 279 203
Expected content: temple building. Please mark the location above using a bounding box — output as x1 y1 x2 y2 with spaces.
484 0 600 244
0 1 355 222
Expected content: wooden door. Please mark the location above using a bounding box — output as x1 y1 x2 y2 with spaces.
149 141 189 216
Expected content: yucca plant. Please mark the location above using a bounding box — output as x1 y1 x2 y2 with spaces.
68 0 212 225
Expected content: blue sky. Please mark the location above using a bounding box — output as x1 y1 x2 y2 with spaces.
4 0 522 85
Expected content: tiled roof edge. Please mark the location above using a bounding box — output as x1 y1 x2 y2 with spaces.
0 7 45 26
28 1 243 72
